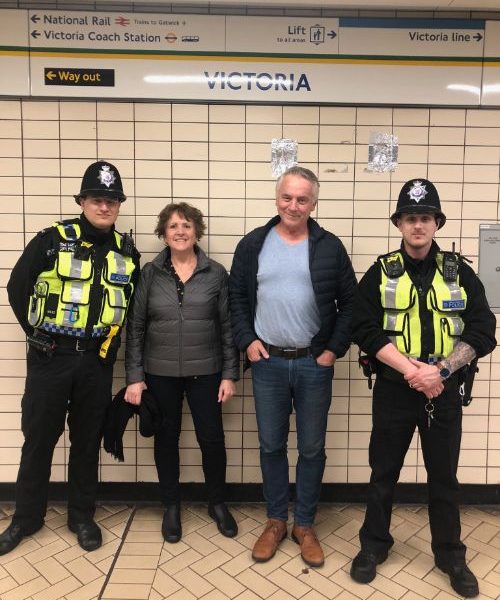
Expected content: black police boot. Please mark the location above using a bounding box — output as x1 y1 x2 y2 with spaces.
436 562 479 598
350 550 388 584
0 523 29 555
162 505 181 543
68 520 102 552
208 503 238 538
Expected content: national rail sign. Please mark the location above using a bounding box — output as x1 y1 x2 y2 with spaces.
28 10 225 51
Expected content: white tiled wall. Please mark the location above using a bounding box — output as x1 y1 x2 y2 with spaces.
0 99 499 487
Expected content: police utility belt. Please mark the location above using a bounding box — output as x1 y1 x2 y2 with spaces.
358 353 477 406
27 326 120 363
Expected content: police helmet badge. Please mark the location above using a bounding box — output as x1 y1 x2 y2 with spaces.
98 164 116 188
407 180 428 203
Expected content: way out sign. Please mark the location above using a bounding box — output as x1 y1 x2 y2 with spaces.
44 68 115 86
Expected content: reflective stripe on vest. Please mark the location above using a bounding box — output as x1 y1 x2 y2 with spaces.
379 251 467 359
380 258 419 355
57 252 93 285
429 253 467 357
28 221 135 337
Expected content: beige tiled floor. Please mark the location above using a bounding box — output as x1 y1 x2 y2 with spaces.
0 502 499 600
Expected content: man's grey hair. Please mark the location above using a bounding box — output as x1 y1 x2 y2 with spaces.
275 166 320 203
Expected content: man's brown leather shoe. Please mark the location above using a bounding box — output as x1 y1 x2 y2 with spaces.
252 519 287 562
291 525 324 567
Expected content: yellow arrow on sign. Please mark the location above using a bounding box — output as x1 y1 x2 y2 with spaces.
46 70 56 80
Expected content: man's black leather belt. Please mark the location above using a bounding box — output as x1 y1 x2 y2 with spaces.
262 342 312 359
54 336 103 353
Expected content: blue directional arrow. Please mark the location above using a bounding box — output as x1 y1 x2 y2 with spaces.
327 30 337 39
31 14 40 23
31 30 40 39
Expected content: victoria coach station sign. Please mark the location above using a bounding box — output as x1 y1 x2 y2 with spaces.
0 9 499 105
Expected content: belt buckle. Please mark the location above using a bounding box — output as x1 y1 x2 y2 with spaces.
75 338 86 352
282 347 298 359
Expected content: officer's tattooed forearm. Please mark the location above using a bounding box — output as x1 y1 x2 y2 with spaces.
442 342 476 374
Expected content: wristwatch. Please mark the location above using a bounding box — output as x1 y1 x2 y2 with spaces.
436 361 451 380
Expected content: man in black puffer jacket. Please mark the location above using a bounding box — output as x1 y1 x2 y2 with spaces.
229 166 356 568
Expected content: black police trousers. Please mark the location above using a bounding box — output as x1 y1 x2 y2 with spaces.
359 375 467 567
12 346 113 530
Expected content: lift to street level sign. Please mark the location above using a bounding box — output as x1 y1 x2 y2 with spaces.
44 67 115 86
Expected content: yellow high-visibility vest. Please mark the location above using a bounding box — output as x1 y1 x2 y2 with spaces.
28 221 136 338
379 251 467 359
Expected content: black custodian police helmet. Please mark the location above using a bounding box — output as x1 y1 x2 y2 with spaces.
391 178 446 229
74 161 126 204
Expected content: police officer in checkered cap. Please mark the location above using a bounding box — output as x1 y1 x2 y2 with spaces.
350 177 496 598
0 161 140 556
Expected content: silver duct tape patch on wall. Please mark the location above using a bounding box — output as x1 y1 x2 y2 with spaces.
367 132 399 173
271 138 298 178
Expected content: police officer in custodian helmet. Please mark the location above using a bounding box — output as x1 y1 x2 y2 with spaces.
349 179 496 598
0 161 140 555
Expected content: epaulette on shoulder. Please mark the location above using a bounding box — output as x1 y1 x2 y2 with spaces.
57 217 79 226
377 249 399 261
38 219 79 242
36 227 52 238
378 250 405 278
44 218 78 229
37 221 61 237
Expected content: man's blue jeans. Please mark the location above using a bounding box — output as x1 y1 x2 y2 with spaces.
251 355 333 526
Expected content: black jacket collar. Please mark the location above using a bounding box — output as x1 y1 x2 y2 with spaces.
259 215 325 244
79 213 115 246
401 240 439 274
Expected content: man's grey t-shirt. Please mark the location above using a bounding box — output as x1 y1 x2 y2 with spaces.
254 227 320 348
